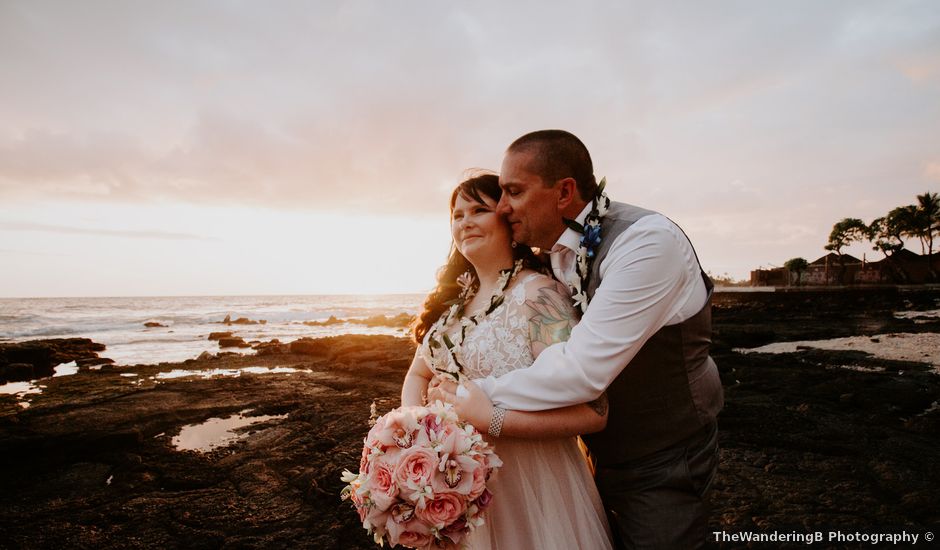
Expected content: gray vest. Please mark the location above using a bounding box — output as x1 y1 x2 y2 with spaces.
580 201 724 464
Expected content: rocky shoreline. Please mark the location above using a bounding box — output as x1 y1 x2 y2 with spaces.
1 289 938 548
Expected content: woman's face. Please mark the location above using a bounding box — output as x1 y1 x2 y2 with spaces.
451 191 513 265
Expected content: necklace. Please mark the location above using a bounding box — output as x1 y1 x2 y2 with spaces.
426 258 525 382
562 177 610 313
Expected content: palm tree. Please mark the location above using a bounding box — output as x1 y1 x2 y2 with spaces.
868 207 917 282
825 218 867 284
783 257 809 286
914 192 939 280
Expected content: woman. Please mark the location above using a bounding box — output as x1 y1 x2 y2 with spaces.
401 172 613 549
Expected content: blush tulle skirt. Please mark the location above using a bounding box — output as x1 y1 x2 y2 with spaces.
466 435 613 550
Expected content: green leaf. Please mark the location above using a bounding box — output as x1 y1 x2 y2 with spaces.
486 295 505 314
563 217 585 233
442 333 455 349
597 176 606 195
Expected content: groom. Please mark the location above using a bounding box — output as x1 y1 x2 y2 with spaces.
452 129 724 549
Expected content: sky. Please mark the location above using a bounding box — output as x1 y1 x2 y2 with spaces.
1 0 938 297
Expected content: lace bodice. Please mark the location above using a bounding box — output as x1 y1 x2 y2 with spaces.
420 273 546 379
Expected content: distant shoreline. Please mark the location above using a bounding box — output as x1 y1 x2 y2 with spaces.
716 283 940 293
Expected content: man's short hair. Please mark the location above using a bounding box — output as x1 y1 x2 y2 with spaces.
507 129 597 201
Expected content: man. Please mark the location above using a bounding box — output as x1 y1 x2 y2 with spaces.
446 129 724 549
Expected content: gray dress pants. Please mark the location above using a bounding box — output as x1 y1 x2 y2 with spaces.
595 420 719 550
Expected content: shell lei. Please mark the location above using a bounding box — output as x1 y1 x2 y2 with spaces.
426 259 525 382
562 177 610 314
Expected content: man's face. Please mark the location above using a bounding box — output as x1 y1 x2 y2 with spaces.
497 150 564 250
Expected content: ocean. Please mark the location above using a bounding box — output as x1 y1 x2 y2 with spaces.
0 294 425 365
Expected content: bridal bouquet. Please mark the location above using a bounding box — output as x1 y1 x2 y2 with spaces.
341 401 502 548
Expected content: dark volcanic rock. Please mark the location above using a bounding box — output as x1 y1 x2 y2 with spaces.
253 339 288 355
289 338 330 355
0 291 937 548
0 363 33 382
220 315 266 326
218 337 249 349
303 313 415 328
76 357 115 367
0 338 107 383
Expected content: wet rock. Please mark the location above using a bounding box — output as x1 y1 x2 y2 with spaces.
208 332 233 341
303 315 342 327
1 290 939 548
289 338 331 355
218 337 249 349
77 357 114 367
144 322 167 328
304 313 414 328
253 340 288 356
220 315 265 326
0 363 33 382
0 338 106 383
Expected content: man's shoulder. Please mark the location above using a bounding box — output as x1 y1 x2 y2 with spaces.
605 201 659 224
602 205 694 260
604 202 681 236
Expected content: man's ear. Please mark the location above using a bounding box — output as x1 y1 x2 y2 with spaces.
556 177 578 210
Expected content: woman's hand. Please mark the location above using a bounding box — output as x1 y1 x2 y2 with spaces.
427 376 457 404
427 377 496 434
454 380 495 434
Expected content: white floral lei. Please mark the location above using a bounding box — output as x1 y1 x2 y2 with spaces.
562 177 610 313
426 259 525 382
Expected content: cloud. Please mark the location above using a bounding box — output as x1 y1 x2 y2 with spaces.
925 162 940 181
0 1 937 225
0 221 213 241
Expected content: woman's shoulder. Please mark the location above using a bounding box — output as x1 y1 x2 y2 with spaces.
514 270 571 302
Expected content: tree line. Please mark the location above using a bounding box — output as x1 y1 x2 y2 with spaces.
784 191 939 284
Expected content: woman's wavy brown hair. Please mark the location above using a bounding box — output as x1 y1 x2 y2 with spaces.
412 172 546 344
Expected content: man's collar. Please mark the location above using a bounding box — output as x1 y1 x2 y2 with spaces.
549 202 593 254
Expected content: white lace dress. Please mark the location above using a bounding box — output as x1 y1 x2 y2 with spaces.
420 273 613 550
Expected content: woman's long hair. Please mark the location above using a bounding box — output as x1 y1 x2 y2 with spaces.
412 172 546 344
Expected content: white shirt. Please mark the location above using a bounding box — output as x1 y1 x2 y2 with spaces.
475 203 708 411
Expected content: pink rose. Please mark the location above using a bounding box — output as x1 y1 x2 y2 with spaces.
394 446 439 489
415 491 466 529
440 517 468 546
365 458 398 510
349 489 367 522
466 463 487 500
386 515 432 548
399 530 433 549
364 505 390 534
473 488 493 511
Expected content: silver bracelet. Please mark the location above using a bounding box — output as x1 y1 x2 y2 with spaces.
488 407 507 438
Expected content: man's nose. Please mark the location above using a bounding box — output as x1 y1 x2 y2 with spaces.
496 195 511 215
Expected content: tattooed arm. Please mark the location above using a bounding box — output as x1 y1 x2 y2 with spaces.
455 276 608 438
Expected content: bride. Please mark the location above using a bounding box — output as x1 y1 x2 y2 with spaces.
401 173 613 549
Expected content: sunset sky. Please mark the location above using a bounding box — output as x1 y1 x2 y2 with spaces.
1 1 938 297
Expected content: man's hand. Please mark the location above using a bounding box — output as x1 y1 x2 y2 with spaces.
454 380 496 434
426 377 498 434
